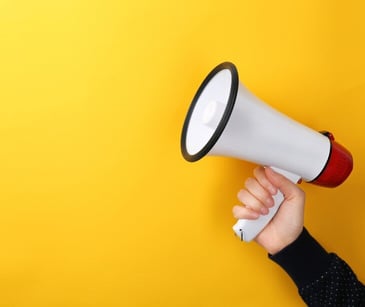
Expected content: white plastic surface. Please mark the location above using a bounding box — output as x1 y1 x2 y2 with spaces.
232 167 301 242
185 69 232 155
209 83 331 182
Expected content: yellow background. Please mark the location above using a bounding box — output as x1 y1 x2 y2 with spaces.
0 0 364 306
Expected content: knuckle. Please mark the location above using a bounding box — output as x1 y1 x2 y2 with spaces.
232 206 242 219
237 189 244 200
253 166 263 176
244 177 253 188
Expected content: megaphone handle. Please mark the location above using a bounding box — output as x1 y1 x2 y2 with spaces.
232 167 301 242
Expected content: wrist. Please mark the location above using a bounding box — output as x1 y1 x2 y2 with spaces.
268 228 331 288
256 227 303 255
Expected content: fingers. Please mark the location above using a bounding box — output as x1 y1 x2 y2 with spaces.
232 204 260 220
254 167 278 195
264 167 305 202
238 179 273 213
235 166 277 218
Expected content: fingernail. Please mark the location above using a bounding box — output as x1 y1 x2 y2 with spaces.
261 207 269 215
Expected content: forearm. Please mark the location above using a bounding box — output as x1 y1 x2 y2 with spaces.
269 228 365 306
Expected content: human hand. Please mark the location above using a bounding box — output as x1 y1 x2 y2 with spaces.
232 166 305 255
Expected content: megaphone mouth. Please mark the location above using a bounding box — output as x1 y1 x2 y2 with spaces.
181 62 239 162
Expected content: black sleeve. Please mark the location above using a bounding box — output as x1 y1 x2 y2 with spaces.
269 228 365 306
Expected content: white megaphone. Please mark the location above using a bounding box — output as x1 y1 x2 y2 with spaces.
180 62 353 242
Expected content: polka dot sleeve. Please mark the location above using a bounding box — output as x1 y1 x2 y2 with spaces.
269 228 365 306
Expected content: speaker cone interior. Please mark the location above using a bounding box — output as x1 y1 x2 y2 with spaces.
181 62 238 162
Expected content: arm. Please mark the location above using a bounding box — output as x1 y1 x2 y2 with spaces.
270 228 365 305
233 167 365 306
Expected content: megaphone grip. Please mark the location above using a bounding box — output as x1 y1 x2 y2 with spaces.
232 167 301 242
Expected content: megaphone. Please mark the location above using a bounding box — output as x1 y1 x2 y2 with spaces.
180 62 353 242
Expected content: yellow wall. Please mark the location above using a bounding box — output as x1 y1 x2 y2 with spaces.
0 0 364 306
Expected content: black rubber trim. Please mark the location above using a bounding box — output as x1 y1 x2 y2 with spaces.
180 62 239 162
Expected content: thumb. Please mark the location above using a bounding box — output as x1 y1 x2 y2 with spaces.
264 167 301 200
